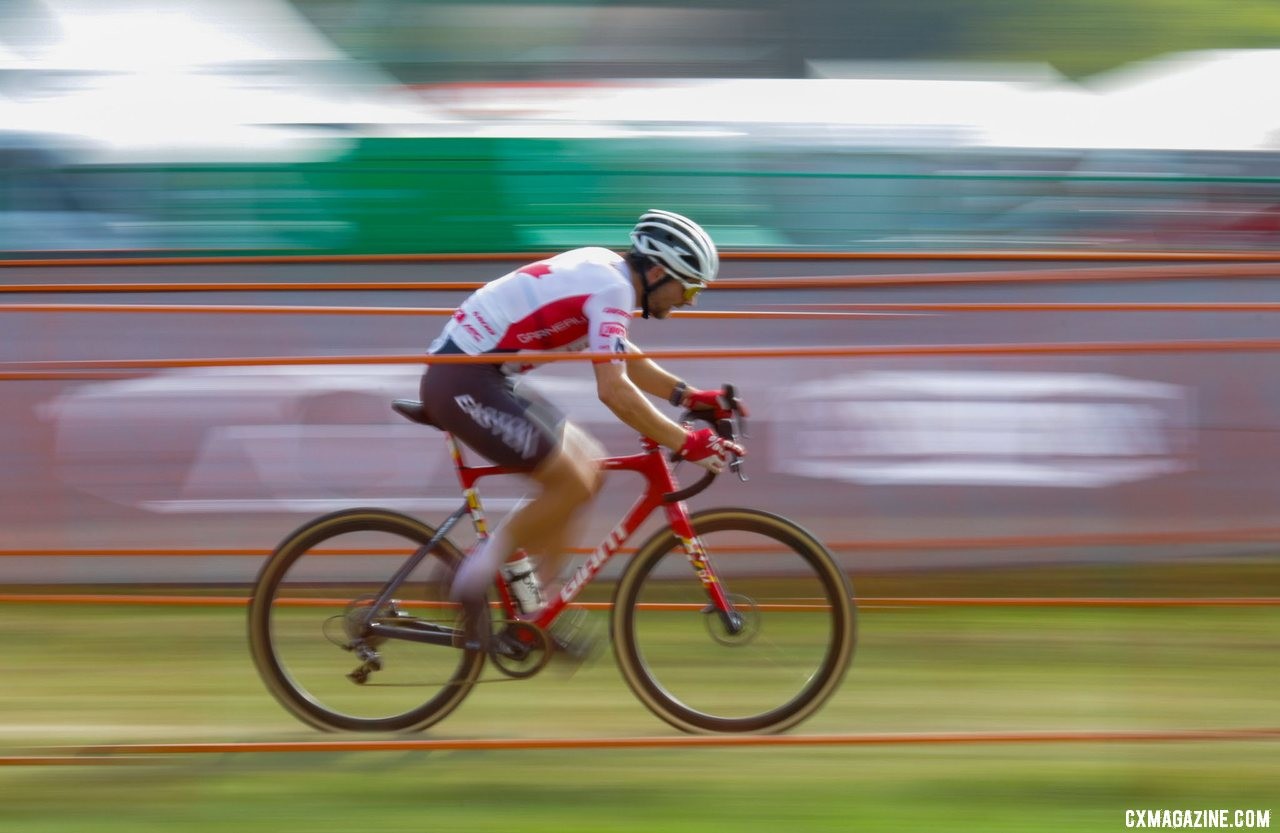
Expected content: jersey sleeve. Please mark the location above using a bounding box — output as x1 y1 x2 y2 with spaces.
583 280 634 364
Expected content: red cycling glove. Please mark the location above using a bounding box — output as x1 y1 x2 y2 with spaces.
679 428 746 473
672 384 750 419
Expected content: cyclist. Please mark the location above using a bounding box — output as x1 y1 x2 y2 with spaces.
418 209 745 652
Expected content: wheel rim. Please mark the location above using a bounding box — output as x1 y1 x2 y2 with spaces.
617 511 854 732
252 512 481 731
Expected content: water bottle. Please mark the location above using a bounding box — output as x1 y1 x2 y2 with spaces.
501 555 544 614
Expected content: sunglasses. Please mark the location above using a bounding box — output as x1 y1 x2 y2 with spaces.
665 273 706 303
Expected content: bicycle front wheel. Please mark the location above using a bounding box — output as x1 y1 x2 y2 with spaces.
248 508 483 732
613 508 856 734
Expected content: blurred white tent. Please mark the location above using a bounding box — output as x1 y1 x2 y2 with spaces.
6 7 1280 160
424 76 1060 147
424 50 1280 154
1084 50 1280 151
986 49 1280 152
0 0 437 162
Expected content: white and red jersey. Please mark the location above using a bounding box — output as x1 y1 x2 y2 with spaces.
430 247 634 374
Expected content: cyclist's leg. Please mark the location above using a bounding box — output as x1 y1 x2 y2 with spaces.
450 421 602 602
505 423 606 662
421 362 599 645
502 422 604 594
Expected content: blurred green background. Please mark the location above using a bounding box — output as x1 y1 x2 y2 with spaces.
288 0 1280 81
2 564 1277 831
3 0 1279 257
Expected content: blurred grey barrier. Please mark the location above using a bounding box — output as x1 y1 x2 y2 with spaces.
3 341 1280 582
3 255 1280 582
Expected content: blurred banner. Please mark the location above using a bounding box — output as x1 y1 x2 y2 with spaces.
3 262 1279 582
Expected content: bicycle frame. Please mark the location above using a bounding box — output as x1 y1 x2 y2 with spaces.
356 427 735 650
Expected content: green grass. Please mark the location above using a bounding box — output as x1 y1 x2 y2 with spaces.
0 588 1277 832
2 744 1277 833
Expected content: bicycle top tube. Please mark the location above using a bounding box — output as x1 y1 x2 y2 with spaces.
452 436 667 488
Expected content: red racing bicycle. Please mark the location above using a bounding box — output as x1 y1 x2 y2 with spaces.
248 385 856 734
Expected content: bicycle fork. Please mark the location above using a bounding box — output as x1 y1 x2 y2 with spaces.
674 529 746 637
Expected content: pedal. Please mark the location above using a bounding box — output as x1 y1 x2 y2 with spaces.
490 620 552 679
489 631 524 659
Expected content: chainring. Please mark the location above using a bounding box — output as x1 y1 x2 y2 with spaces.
489 620 552 679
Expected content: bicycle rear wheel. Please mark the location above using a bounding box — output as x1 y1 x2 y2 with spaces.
613 508 855 734
248 508 483 732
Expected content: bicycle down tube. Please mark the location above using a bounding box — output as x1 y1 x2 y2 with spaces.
447 433 735 634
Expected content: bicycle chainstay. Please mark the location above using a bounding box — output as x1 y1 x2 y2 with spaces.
341 618 555 688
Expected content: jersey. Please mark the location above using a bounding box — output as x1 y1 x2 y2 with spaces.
429 247 634 374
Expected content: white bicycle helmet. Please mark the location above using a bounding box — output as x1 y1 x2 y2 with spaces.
629 209 719 286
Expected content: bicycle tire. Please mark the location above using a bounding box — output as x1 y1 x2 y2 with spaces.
248 508 483 732
612 507 856 734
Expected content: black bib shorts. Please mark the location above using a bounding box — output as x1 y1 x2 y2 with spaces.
418 341 566 469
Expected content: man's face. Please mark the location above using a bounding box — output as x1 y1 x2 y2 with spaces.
647 268 703 319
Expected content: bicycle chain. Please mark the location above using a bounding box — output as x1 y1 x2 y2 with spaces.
348 619 555 687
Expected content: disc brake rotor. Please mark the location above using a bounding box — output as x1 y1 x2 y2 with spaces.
704 593 761 647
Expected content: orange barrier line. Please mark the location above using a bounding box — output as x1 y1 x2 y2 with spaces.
0 594 249 606
0 547 399 556
3 262 1280 295
721 262 1280 289
864 597 1280 608
7 339 1280 373
0 348 856 372
8 302 1280 317
0 281 484 294
748 252 1280 263
4 250 1279 268
0 303 911 319
4 526 1279 558
842 528 1280 550
0 594 827 611
0 252 538 268
0 303 453 316
0 372 135 381
775 302 1280 313
1 594 1275 609
6 727 1276 764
